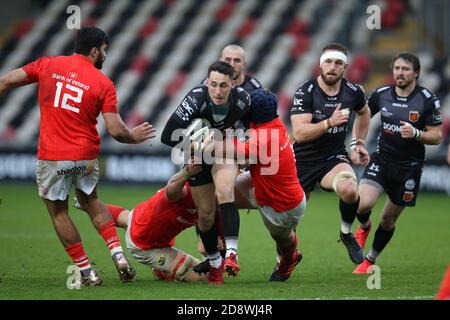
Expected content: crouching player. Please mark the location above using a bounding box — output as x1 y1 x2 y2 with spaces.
76 163 223 282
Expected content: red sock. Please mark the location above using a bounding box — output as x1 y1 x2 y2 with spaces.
98 221 123 254
436 265 450 300
106 204 126 225
65 242 91 269
278 233 298 259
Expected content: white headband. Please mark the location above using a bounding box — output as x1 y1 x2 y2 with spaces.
320 51 347 66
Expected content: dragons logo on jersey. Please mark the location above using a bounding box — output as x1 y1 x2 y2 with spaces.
409 111 420 123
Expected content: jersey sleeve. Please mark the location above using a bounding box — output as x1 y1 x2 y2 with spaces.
101 80 118 113
424 95 442 126
354 84 366 111
289 81 314 115
171 88 202 126
367 90 380 117
22 57 49 83
161 88 203 148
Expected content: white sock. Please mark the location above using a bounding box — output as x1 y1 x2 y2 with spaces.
111 246 123 256
208 252 222 268
341 222 352 234
225 238 238 258
367 248 378 262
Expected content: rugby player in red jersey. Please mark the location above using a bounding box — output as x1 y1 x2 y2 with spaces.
0 27 156 286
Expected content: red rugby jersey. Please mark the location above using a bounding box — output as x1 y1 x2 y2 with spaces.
237 118 305 212
22 54 117 160
129 184 198 250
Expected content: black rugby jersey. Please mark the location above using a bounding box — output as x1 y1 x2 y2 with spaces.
368 85 441 166
290 78 366 162
161 85 250 148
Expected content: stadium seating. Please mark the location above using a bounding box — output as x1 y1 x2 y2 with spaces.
0 0 447 156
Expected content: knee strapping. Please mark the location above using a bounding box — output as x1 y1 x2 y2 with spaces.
332 171 357 193
173 254 197 281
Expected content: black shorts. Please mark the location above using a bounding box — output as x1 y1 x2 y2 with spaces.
296 154 350 193
360 154 422 207
188 163 213 186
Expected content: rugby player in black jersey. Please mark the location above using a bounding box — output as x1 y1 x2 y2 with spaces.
290 43 371 264
161 61 250 284
197 45 262 277
352 53 442 273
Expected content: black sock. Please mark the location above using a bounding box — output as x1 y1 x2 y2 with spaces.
339 197 360 226
219 202 240 240
198 225 219 255
372 224 395 256
357 211 371 229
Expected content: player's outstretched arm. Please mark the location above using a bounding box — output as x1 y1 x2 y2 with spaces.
103 112 156 144
0 68 32 96
165 163 202 202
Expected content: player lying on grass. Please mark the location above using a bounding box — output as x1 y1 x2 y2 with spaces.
76 163 224 282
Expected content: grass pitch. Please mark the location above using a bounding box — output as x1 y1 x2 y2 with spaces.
0 182 448 300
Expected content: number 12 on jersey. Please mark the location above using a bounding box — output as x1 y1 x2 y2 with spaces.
53 81 83 113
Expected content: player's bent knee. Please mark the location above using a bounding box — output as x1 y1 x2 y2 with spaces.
332 171 357 194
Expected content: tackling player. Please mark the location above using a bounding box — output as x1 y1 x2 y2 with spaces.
204 88 306 281
76 164 224 282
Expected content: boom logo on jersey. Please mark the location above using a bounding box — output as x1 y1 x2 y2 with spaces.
409 111 420 122
383 122 401 134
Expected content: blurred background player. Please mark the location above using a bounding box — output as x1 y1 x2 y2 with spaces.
0 26 156 286
76 163 224 282
220 44 261 93
207 88 307 281
161 61 250 284
289 43 371 264
353 53 442 273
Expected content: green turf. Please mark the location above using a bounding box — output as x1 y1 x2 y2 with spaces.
0 182 448 300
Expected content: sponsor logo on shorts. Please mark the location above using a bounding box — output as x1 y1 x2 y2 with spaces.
403 191 414 202
57 166 86 176
404 179 416 190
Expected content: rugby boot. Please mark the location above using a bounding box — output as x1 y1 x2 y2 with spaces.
355 221 372 249
340 231 365 264
112 251 136 283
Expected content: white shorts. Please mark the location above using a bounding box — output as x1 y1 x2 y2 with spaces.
125 211 200 280
236 171 307 237
36 159 99 201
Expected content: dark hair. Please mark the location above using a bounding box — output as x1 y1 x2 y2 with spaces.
74 27 109 55
392 52 421 79
207 61 234 79
321 43 348 56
